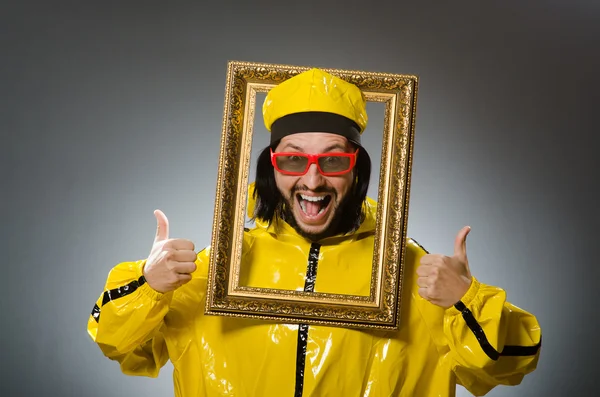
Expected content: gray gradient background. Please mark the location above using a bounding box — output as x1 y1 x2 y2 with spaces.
3 1 599 396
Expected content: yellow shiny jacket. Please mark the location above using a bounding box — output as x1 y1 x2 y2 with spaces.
87 199 541 396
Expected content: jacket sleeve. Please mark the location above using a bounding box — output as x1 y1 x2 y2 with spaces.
443 277 542 396
86 259 173 377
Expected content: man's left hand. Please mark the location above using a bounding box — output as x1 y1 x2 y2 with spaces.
417 226 473 309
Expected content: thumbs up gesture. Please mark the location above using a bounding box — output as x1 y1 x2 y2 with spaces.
416 226 473 309
143 210 197 293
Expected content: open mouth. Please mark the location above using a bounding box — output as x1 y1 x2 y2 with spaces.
296 193 332 219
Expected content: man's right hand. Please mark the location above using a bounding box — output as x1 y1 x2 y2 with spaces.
143 209 197 293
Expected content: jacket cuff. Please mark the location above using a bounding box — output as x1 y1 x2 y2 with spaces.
136 260 170 302
445 277 480 316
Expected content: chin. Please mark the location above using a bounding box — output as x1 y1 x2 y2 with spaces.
290 207 336 240
297 223 330 237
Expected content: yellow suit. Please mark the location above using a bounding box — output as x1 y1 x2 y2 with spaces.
87 199 541 396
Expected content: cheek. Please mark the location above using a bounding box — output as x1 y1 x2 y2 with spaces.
335 175 354 196
274 173 295 195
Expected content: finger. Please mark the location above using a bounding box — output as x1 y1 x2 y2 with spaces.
419 254 439 266
418 287 429 300
416 276 429 288
453 226 471 260
178 274 193 285
164 238 195 251
170 250 198 262
416 264 433 277
154 210 169 242
173 261 197 275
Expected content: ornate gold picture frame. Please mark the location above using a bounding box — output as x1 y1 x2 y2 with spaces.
205 61 418 330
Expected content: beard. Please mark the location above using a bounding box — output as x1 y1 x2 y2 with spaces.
279 185 356 241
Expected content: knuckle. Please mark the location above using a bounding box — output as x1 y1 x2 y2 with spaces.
175 238 195 250
173 263 185 273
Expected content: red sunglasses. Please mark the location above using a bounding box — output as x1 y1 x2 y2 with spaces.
270 148 359 176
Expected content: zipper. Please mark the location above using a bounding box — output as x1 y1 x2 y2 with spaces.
293 242 321 397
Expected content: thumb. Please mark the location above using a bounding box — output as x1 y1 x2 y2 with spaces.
154 209 169 242
453 225 471 260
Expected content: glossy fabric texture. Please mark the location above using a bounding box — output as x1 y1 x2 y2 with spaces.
262 68 368 134
88 199 541 396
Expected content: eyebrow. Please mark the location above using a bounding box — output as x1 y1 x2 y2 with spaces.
323 143 348 152
280 143 304 152
280 143 349 152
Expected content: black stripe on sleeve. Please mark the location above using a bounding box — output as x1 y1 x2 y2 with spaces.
101 275 146 306
501 337 542 356
454 300 542 360
90 275 147 323
91 304 101 322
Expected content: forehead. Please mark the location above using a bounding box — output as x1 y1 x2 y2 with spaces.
278 132 350 151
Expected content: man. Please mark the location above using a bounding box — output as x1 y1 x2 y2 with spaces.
87 68 542 396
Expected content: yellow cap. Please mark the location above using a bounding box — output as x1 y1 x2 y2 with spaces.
262 68 368 144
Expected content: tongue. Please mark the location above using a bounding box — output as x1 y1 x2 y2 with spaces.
303 199 322 216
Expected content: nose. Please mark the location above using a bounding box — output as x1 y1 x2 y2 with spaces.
301 163 326 190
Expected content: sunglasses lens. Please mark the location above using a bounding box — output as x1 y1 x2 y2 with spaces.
275 155 309 173
318 156 352 173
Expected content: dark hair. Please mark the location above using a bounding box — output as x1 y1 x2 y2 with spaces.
252 142 371 237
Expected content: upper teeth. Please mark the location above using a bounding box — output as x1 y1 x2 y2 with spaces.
300 194 326 202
